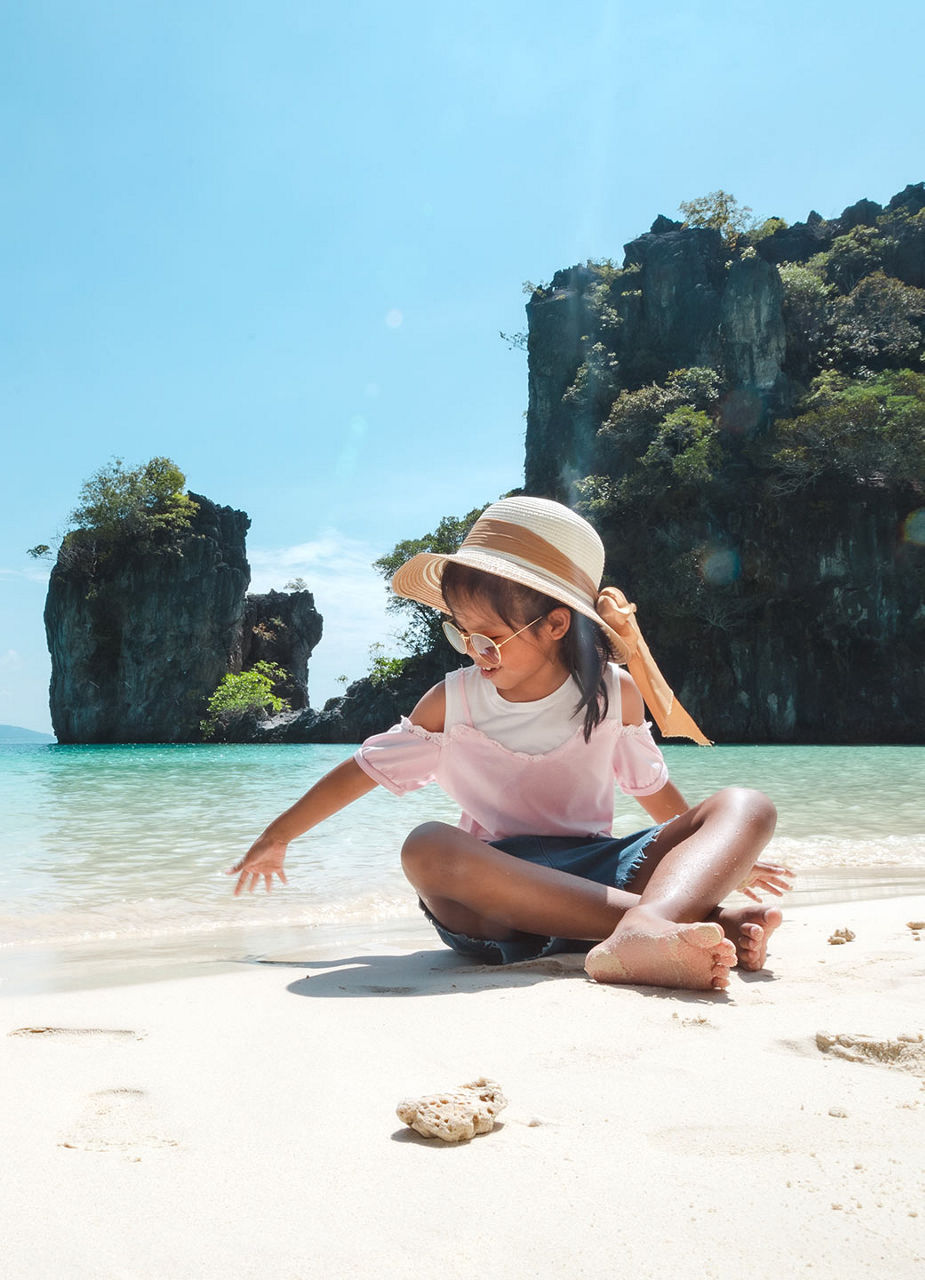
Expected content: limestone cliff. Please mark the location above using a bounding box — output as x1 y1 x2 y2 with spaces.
45 494 324 743
525 184 924 500
525 230 790 497
46 495 251 742
242 589 323 710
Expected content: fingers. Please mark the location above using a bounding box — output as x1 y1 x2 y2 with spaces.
232 864 284 896
758 864 796 885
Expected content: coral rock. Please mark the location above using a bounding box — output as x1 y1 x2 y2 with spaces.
396 1077 507 1142
828 927 856 945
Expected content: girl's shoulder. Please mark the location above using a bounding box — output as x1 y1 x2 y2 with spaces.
605 663 646 727
408 681 447 734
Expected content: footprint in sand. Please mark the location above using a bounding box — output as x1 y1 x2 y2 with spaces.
8 1027 175 1157
60 1087 178 1157
815 1032 925 1076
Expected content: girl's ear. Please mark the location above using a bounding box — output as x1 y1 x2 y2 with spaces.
545 606 572 640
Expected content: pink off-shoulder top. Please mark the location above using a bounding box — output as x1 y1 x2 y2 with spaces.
354 664 669 842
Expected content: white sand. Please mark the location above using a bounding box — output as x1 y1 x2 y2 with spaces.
1 895 924 1280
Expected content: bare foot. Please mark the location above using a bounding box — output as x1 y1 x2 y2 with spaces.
584 906 737 991
716 905 783 971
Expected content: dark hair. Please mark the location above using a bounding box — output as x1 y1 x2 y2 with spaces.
440 561 614 742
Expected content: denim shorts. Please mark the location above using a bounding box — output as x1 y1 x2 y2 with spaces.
419 826 663 966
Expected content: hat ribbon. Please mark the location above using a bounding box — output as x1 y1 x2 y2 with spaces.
463 519 599 602
595 586 712 745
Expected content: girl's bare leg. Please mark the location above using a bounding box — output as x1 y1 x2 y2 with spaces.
585 787 777 988
400 787 777 991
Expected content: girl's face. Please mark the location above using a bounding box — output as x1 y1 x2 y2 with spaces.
445 592 571 703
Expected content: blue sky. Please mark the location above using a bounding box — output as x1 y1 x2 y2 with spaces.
2 0 923 733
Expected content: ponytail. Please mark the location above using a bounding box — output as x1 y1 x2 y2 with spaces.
563 610 613 742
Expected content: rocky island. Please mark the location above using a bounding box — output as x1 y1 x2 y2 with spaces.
44 474 322 744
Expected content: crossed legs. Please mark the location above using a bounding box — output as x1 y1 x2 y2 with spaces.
400 787 778 991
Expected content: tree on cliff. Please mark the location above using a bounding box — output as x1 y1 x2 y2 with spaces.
373 505 489 655
31 457 199 566
678 190 755 244
70 456 198 544
37 456 200 578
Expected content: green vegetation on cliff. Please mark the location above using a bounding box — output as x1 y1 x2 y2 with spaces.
31 456 199 580
200 661 291 740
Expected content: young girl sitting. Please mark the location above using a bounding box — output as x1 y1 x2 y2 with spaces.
230 496 790 992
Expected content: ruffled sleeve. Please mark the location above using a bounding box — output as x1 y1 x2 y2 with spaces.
612 721 670 796
353 717 442 796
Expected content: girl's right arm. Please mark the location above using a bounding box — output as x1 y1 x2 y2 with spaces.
227 757 377 895
228 680 448 896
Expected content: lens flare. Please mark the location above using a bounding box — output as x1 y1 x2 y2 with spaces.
701 547 741 586
902 509 925 546
385 309 403 329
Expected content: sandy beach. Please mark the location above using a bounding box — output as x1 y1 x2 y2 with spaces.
2 892 923 1280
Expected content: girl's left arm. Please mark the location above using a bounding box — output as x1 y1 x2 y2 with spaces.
617 668 690 822
637 780 689 823
619 670 793 898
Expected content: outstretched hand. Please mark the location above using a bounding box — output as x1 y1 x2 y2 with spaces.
736 859 795 902
227 834 289 896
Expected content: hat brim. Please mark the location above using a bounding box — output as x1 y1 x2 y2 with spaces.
390 548 612 639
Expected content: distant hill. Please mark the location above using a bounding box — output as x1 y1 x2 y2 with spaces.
0 724 56 743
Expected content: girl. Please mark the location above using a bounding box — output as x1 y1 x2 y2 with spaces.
230 497 790 991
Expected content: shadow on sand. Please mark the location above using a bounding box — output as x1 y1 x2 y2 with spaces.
235 948 731 1005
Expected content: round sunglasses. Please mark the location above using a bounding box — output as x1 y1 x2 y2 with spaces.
441 616 544 667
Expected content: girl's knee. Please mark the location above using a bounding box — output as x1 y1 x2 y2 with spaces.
401 822 458 884
707 786 777 835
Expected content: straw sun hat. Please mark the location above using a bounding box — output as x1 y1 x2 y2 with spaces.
390 495 711 745
390 496 608 636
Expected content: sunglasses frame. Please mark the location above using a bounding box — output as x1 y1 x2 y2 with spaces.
441 615 545 667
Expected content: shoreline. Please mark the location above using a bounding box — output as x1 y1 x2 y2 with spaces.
1 890 923 1278
3 864 925 999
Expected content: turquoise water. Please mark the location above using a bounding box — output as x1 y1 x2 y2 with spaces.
1 742 923 992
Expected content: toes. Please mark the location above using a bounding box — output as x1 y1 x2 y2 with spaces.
739 923 764 952
710 959 732 989
686 922 726 951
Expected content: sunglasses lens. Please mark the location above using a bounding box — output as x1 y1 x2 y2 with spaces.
469 634 501 665
442 621 468 654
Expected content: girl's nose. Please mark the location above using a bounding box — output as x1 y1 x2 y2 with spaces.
467 639 499 669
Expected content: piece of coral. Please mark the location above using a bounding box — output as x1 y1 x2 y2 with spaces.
827 927 856 945
396 1078 507 1142
816 1031 925 1074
